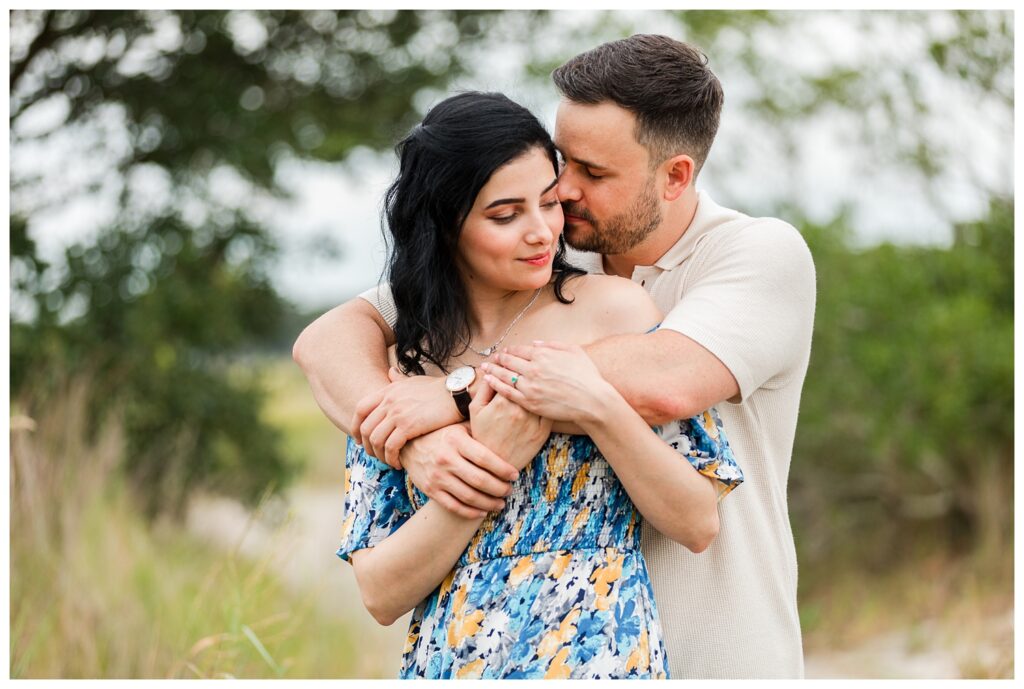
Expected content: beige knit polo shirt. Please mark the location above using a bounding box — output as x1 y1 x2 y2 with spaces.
359 191 816 678
566 191 816 678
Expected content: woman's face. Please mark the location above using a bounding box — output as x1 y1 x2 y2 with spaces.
457 146 563 295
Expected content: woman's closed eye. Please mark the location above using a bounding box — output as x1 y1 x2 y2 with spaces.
491 211 518 224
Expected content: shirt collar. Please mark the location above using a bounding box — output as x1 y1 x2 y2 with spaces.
565 190 740 276
653 189 734 271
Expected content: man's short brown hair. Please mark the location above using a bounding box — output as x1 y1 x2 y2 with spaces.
552 34 723 176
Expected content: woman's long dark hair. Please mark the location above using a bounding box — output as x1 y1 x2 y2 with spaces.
383 92 584 375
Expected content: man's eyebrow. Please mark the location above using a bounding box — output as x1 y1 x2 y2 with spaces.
554 145 607 170
566 154 608 171
484 178 559 210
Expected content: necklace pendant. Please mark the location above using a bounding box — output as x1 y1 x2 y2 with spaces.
480 346 493 356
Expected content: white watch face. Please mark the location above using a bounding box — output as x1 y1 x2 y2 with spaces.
446 365 476 391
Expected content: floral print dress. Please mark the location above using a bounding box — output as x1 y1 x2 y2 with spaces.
337 409 742 679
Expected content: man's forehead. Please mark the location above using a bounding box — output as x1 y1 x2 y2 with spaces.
554 100 641 163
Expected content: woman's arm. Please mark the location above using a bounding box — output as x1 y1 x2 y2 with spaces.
483 341 720 552
479 277 725 551
350 502 484 626
348 383 550 625
577 374 720 552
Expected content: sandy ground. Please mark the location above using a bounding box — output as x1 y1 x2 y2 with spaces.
186 486 1013 680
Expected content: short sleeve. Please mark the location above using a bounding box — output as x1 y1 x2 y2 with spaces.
358 283 398 330
336 435 415 562
659 220 816 402
654 407 743 501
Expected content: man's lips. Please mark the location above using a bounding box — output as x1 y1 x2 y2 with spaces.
564 213 589 224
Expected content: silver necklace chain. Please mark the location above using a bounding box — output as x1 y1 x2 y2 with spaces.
462 287 542 357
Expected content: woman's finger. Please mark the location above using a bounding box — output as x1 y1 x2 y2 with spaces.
480 361 520 386
502 344 537 361
534 340 575 351
483 373 531 409
472 377 496 409
494 351 533 375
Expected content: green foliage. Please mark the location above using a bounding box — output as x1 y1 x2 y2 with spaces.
13 214 289 513
10 390 361 678
10 9 522 512
792 197 1013 570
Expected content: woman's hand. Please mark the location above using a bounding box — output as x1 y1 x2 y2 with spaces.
469 379 552 472
480 341 618 425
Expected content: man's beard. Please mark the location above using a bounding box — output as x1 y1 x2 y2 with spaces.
563 179 662 254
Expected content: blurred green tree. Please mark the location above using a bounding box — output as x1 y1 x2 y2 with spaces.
10 9 529 513
792 197 1013 571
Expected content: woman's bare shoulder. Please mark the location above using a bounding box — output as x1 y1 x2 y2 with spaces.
555 273 661 337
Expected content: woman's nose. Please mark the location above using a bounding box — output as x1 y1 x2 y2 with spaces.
525 210 554 244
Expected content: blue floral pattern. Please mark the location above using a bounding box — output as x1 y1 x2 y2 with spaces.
338 411 741 679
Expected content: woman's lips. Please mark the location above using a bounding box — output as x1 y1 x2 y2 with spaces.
521 251 551 266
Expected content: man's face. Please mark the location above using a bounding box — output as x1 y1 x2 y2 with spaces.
554 99 662 255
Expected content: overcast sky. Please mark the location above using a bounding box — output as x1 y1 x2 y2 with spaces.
13 10 1012 312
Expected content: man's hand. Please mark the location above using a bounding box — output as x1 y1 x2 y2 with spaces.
401 424 520 519
353 367 461 469
469 380 552 472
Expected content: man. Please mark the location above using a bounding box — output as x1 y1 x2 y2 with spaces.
294 34 815 679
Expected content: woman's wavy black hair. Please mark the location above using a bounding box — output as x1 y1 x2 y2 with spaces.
383 91 584 375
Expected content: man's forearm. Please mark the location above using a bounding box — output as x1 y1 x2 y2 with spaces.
293 297 394 435
584 329 740 424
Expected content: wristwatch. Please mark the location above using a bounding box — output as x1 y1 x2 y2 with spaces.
445 365 476 420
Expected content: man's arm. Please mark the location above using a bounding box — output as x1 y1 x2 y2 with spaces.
497 221 815 425
293 295 519 514
292 297 393 436
583 329 739 425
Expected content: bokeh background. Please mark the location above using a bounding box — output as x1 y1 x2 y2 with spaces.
9 9 1013 679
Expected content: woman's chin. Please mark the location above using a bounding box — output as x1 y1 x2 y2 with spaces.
523 269 553 290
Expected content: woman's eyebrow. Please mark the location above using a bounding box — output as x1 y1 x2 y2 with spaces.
484 179 559 210
484 197 524 210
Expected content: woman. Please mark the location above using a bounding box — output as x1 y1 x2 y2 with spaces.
336 92 741 679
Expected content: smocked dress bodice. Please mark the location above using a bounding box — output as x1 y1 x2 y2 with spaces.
337 411 742 679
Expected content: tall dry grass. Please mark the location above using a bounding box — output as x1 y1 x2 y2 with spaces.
10 376 359 678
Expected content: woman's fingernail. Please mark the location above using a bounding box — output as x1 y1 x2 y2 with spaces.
480 363 490 372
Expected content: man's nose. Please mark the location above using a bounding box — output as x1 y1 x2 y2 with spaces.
556 170 581 202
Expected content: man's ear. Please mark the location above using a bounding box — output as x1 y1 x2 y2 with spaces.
662 154 695 201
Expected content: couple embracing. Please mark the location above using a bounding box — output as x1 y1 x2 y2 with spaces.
295 34 815 680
